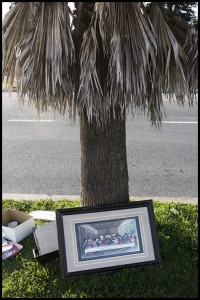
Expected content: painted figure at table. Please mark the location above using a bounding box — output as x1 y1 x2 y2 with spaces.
81 238 88 255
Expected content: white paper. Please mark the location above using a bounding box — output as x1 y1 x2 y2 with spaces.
28 210 56 221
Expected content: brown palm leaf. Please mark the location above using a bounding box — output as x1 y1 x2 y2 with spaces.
2 2 31 91
18 2 76 116
167 17 198 95
78 2 160 125
147 3 197 105
4 2 76 117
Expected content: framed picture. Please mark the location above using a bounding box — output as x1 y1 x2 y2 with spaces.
56 200 161 278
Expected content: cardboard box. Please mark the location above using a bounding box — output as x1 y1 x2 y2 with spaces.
2 209 35 242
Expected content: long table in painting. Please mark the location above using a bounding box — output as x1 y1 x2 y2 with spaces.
85 242 136 254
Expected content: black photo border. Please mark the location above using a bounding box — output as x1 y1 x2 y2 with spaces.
56 200 161 279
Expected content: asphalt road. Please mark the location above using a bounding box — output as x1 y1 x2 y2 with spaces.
2 92 198 198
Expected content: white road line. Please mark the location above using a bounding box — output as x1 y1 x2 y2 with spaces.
162 121 197 124
8 119 55 122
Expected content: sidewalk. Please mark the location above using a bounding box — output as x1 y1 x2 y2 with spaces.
2 193 198 204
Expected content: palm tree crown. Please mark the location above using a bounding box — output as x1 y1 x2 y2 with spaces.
2 2 198 126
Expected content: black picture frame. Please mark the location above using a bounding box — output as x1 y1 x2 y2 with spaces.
56 200 161 279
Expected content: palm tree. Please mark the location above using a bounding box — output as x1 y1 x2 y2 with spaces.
2 2 198 207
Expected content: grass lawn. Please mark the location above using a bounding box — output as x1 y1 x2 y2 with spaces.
2 199 198 298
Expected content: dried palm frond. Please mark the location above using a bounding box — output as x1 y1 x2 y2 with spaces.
78 10 105 124
3 2 76 117
147 3 197 105
78 2 160 125
2 2 31 91
17 2 76 117
78 2 198 126
186 28 198 95
166 15 198 95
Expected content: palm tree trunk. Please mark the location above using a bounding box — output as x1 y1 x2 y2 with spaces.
79 107 129 207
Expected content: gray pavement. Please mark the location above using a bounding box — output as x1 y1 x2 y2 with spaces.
2 92 198 200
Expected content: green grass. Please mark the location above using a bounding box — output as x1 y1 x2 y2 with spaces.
2 199 198 298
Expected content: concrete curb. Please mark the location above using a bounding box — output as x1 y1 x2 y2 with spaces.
2 193 198 204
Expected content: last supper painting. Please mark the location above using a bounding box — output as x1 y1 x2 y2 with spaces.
75 217 143 261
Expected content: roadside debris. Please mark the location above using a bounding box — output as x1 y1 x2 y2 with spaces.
29 210 56 221
2 236 23 260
